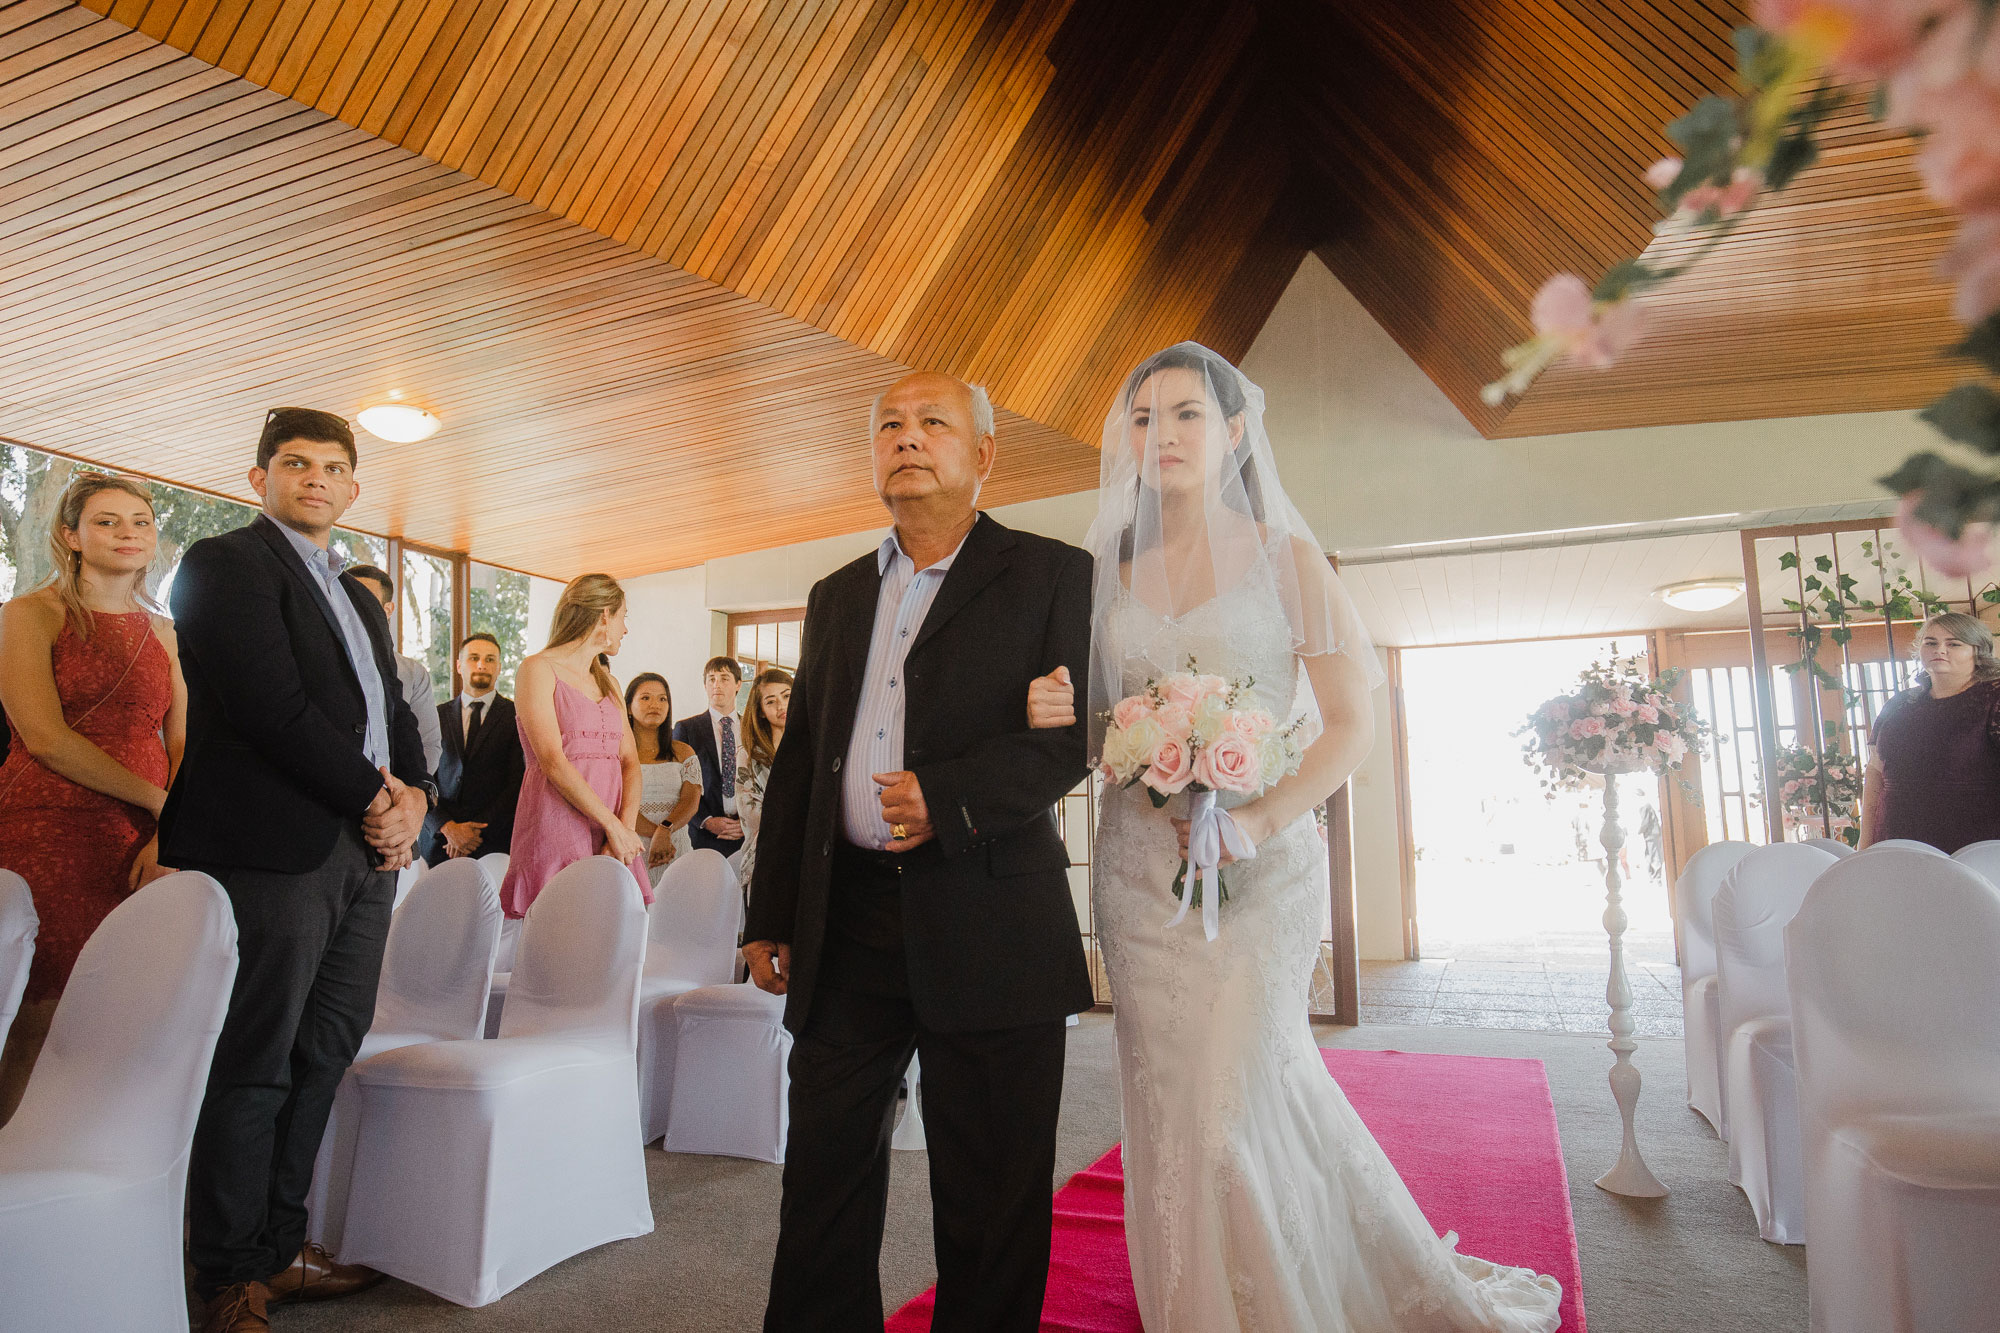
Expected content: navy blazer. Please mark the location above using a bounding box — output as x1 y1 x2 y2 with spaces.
160 515 429 874
673 709 744 855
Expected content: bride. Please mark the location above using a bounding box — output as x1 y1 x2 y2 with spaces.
1044 343 1562 1331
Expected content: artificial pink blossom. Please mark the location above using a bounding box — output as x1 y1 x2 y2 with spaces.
1897 491 1996 577
1569 716 1607 740
1195 732 1263 794
1636 703 1660 724
1677 167 1763 218
1753 0 1964 78
1141 734 1195 796
1112 695 1153 730
1941 210 2000 323
1226 707 1277 738
1153 703 1194 741
1903 77 2000 212
1610 697 1639 716
1532 274 1648 370
1644 157 1683 190
1545 699 1572 722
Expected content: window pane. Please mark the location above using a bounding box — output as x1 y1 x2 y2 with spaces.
777 621 801 669
401 550 453 699
329 528 387 572
735 625 755 657
467 563 531 696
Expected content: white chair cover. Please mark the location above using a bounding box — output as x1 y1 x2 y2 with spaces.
483 852 520 1040
662 984 790 1163
310 859 503 1251
1864 838 1945 854
0 871 35 1045
1714 842 1834 1243
1675 840 1755 1136
637 850 743 1143
1802 837 1855 858
1952 839 2000 887
891 1051 925 1151
392 861 424 912
337 856 652 1306
1787 850 2000 1333
0 872 237 1332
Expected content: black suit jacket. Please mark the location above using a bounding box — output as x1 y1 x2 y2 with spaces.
673 710 742 855
160 515 429 874
425 694 525 861
745 513 1096 1034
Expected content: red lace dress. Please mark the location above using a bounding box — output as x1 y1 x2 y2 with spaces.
0 610 171 1004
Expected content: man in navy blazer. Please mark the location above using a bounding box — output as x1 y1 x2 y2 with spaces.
673 655 747 857
163 408 431 1331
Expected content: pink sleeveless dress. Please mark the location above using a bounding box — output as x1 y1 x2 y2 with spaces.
499 676 650 918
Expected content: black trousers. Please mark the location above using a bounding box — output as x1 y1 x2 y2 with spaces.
764 847 1068 1333
186 823 392 1292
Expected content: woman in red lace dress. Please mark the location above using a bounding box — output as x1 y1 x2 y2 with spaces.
0 473 185 1122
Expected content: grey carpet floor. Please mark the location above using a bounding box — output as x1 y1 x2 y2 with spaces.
283 1016 1804 1332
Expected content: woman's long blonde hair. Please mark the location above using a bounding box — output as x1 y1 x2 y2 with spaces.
545 573 624 699
43 472 164 640
742 667 794 769
1912 611 2000 686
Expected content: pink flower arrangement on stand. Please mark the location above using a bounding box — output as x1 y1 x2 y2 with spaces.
1767 735 1865 846
1483 1 2000 567
1518 655 1710 793
1100 658 1307 939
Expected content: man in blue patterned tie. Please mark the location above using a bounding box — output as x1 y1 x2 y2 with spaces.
675 656 745 857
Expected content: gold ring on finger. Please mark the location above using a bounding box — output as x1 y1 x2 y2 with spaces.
892 823 909 840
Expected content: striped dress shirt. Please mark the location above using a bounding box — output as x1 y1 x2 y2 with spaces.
841 529 967 848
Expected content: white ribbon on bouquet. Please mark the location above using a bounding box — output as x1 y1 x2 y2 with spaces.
1166 789 1257 942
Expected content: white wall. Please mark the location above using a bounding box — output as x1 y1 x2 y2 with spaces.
1241 254 1928 554
527 568 715 728
1350 650 1406 960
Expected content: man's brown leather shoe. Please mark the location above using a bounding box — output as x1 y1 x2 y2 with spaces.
264 1241 383 1305
196 1281 270 1333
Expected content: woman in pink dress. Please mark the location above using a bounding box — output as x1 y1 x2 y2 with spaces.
499 573 650 918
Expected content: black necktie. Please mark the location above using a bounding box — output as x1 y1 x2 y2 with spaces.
466 700 485 750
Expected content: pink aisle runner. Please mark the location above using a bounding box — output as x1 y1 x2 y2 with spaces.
888 1048 1587 1332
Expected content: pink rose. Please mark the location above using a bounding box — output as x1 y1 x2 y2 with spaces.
1194 674 1231 703
1569 717 1607 739
1112 695 1152 730
1141 734 1195 796
1609 697 1638 716
1897 491 1995 577
1942 210 2000 324
1636 703 1660 724
1160 674 1203 712
1545 699 1571 722
1153 703 1194 740
1227 707 1277 738
1195 732 1263 794
1676 167 1762 219
1644 156 1682 191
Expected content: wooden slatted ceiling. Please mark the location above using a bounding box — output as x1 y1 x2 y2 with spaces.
0 1 1109 577
1274 0 1961 439
63 0 1301 450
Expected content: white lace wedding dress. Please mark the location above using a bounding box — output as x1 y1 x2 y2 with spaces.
1093 573 1563 1332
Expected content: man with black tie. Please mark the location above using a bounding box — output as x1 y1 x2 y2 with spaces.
744 371 1093 1332
426 632 526 863
163 408 433 1333
674 656 747 857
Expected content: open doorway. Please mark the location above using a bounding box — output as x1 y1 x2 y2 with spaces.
1360 636 1683 1035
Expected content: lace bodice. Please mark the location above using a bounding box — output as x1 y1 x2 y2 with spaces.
1101 563 1302 730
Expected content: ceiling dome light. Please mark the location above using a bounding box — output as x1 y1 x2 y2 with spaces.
1655 578 1745 612
357 402 441 443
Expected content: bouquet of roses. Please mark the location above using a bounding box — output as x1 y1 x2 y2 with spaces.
1100 657 1308 939
1519 655 1708 794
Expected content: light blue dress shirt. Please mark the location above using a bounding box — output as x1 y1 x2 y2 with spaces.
841 529 967 848
273 521 392 770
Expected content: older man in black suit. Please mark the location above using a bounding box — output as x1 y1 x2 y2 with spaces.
163 408 432 1333
744 372 1093 1332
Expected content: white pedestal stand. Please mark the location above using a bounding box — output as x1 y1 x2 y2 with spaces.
1587 758 1668 1197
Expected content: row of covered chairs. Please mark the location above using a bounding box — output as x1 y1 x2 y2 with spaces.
1675 837 2000 1332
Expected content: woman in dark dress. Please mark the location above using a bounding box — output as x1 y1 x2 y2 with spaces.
0 473 186 1123
1861 611 2000 852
